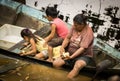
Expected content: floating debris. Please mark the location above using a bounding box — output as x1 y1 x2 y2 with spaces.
20 80 23 81
17 73 22 76
25 74 30 80
16 67 22 72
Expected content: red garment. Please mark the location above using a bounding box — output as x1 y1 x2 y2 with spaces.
52 18 69 39
68 25 94 57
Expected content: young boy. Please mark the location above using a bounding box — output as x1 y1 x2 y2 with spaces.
44 6 69 62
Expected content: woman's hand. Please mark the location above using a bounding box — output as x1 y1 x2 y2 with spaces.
63 56 70 60
61 52 71 60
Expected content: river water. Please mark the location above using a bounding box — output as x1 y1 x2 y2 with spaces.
0 55 103 81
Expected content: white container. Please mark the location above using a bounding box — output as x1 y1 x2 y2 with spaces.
0 24 36 49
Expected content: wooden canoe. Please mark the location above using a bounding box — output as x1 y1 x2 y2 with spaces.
0 47 120 77
1 26 120 77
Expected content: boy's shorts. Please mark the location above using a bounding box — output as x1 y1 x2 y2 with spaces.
48 37 63 47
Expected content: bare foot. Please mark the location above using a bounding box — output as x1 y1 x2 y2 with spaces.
67 76 76 81
46 58 53 62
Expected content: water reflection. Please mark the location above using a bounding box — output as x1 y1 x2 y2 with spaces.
0 55 15 65
0 55 100 81
0 63 96 81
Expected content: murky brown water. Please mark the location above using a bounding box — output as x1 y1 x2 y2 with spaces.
0 55 15 66
0 55 101 81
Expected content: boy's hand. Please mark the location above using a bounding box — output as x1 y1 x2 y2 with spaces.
60 47 65 55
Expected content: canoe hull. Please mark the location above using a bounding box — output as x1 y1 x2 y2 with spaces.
0 48 120 76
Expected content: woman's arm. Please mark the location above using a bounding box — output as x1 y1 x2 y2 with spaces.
60 33 71 55
70 47 85 59
61 26 73 49
61 35 70 48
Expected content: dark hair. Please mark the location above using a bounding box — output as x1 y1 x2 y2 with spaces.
73 14 88 25
45 7 59 18
21 28 37 42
